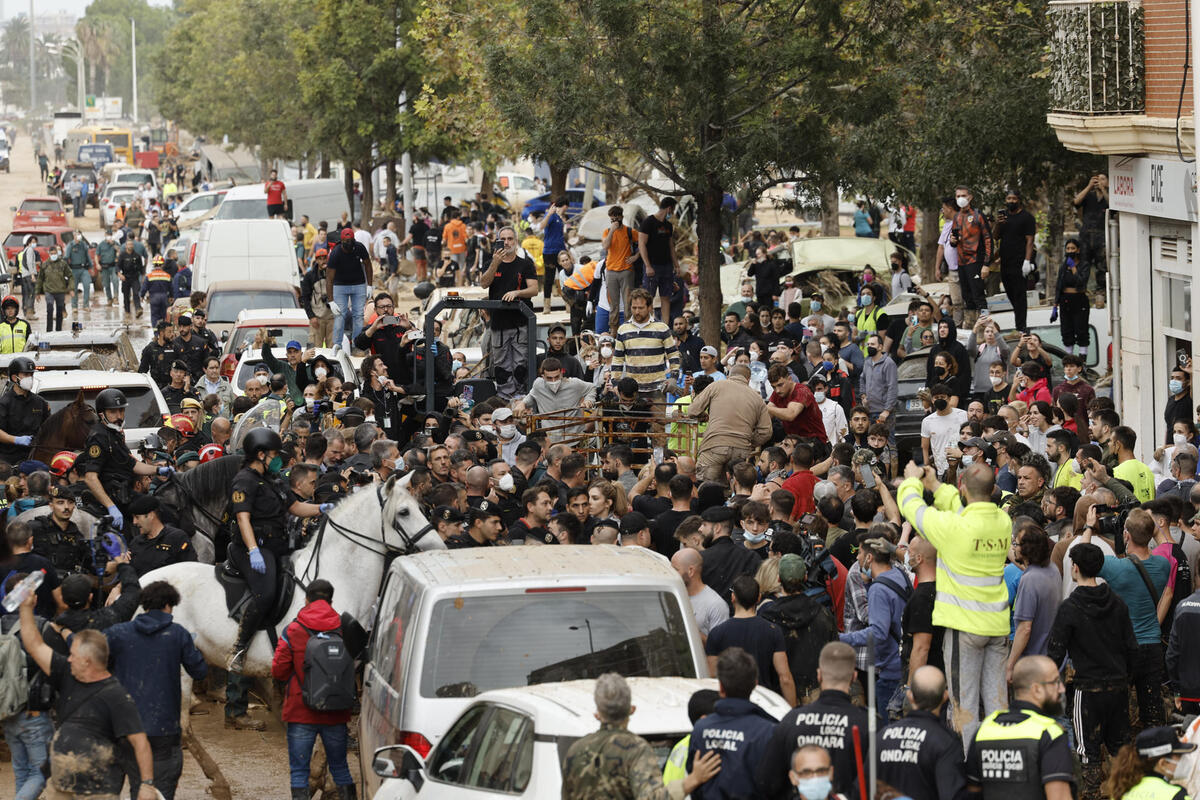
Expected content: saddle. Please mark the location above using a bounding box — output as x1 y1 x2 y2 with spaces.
214 555 298 646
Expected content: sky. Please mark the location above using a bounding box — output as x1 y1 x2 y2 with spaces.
1 0 171 23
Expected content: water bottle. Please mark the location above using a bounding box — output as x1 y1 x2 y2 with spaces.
2 569 45 612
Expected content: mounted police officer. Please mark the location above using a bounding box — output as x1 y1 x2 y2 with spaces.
30 484 95 576
79 388 171 532
226 427 289 673
0 356 49 466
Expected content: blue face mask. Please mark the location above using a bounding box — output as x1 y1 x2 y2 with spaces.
1170 379 1184 396
795 776 833 800
743 530 767 544
822 360 835 372
452 359 463 373
810 300 821 312
859 294 871 307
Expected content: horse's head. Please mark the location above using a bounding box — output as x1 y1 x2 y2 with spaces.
382 473 445 553
32 390 99 462
68 391 99 431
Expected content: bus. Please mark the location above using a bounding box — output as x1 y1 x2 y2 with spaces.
64 125 133 165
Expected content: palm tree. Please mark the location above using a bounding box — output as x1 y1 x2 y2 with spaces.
3 16 30 72
76 17 117 97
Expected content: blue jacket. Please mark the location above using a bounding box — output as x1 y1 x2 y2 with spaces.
106 609 207 736
839 567 907 681
172 266 192 299
688 697 778 800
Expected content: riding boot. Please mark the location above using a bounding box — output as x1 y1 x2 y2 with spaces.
336 784 358 800
226 618 254 673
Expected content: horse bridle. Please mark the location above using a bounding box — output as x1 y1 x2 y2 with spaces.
298 482 434 586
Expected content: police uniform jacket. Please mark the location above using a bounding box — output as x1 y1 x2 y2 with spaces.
230 466 288 553
757 689 873 800
687 697 778 800
965 701 1076 800
160 384 191 414
0 384 48 464
30 515 93 575
173 333 212 380
129 524 197 577
79 423 137 504
139 339 179 388
876 710 968 800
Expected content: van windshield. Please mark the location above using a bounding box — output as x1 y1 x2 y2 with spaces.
420 590 696 698
215 199 270 220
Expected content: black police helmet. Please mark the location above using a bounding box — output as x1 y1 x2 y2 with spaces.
8 356 35 377
140 433 165 452
243 428 283 462
94 388 128 412
413 281 435 301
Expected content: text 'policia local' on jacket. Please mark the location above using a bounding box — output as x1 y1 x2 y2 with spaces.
898 478 1011 637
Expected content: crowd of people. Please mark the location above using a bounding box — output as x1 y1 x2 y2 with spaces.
0 163 1185 800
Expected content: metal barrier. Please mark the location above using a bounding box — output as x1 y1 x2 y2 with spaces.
526 401 703 465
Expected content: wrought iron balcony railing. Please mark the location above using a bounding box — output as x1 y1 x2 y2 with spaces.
1048 0 1145 114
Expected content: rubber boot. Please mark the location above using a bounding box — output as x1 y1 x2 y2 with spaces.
336 785 358 800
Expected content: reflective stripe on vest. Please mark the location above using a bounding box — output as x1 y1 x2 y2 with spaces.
563 261 595 291
973 709 1064 800
1120 775 1185 800
662 735 689 785
0 321 28 354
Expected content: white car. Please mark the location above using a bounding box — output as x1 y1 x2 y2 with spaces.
494 172 541 211
370 677 791 799
221 308 312 357
101 188 140 229
174 189 228 225
229 346 357 396
31 370 169 451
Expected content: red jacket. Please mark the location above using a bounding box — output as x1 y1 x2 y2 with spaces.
271 599 352 724
1018 378 1051 405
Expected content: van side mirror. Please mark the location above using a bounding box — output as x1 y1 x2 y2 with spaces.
372 744 424 790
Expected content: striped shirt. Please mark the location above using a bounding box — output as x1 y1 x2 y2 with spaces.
613 319 679 393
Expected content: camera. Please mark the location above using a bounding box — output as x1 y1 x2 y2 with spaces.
267 328 283 337
310 399 332 417
1094 502 1139 551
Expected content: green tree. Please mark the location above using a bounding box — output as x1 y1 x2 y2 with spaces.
78 0 176 115
488 0 893 344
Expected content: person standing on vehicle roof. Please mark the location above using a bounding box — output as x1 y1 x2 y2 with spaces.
325 228 373 351
79 388 173 532
0 356 49 466
265 169 288 219
0 295 31 353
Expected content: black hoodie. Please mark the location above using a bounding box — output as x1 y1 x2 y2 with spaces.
924 317 971 401
1167 589 1200 698
1046 582 1137 690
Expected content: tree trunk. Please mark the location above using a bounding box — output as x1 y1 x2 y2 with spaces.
918 207 940 279
549 163 569 199
479 166 494 201
385 158 397 211
605 172 620 204
343 168 354 222
820 181 840 237
1046 186 1069 301
697 183 725 348
320 154 331 179
360 160 375 227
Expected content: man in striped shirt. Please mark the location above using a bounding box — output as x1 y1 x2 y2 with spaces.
612 288 680 404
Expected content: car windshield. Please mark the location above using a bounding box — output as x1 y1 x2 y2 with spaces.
214 199 269 220
112 173 148 185
19 201 61 213
897 354 931 380
235 357 342 389
40 385 163 429
3 233 57 248
227 324 310 354
420 590 696 698
207 291 297 323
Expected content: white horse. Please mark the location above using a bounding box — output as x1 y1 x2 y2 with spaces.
140 473 445 679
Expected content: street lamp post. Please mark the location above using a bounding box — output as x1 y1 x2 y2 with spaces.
130 18 138 124
62 40 85 114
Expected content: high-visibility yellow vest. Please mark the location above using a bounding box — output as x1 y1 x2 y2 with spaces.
563 261 596 291
898 478 1011 636
973 708 1067 800
0 319 29 354
1114 458 1156 502
1052 460 1082 490
1118 774 1189 800
662 734 689 785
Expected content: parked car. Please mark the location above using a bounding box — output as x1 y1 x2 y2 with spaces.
4 227 75 270
494 172 541 210
226 345 355 393
56 164 101 208
31 370 168 451
204 280 300 338
26 329 139 371
0 145 9 173
12 196 68 228
221 308 312 357
76 143 116 169
370 678 791 799
358 545 708 798
520 189 606 221
100 188 140 229
106 168 157 191
174 189 228 225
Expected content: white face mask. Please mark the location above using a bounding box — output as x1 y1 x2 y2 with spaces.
813 391 826 403
956 196 969 208
497 473 515 492
17 377 33 392
545 378 562 393
1174 433 1188 446
989 375 1003 387
498 424 517 439
479 424 495 435
1071 460 1083 475
962 454 974 467
314 367 327 379
600 346 613 360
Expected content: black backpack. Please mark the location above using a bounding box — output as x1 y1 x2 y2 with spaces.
760 596 836 698
299 625 356 712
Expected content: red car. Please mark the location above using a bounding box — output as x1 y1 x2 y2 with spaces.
12 196 68 228
3 226 75 268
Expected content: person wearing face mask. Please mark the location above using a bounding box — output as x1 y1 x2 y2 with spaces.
80 389 171 534
1155 441 1198 498
1051 353 1094 406
924 317 971 399
948 186 992 329
225 428 290 675
0 356 49 467
512 358 596 443
992 190 1037 331
1102 726 1194 800
1053 239 1092 360
490 406 525 465
920 384 969 477
1164 366 1193 445
808 375 847 445
34 246 71 332
852 285 888 355
801 292 836 336
966 656 1076 799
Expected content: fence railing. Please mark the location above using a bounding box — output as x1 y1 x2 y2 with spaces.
1048 0 1145 114
527 404 702 468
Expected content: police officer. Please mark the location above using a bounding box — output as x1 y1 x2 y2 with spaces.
138 320 179 388
81 388 170 532
966 655 1076 800
758 642 873 800
0 356 49 466
30 484 94 576
226 427 289 673
127 494 197 577
447 504 503 548
687 647 779 799
875 666 967 800
0 295 31 353
432 504 465 542
173 315 212 381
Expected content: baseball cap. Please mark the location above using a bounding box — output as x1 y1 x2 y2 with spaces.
61 574 93 609
129 494 161 515
1136 726 1197 759
340 228 354 240
177 315 192 326
778 553 808 585
253 363 271 375
962 436 990 451
620 511 649 536
700 345 718 357
18 460 49 476
491 407 513 422
700 505 736 523
461 430 486 443
286 340 303 351
314 247 328 257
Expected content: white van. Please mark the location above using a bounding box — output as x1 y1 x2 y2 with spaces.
357 545 708 798
192 219 299 291
213 178 350 224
